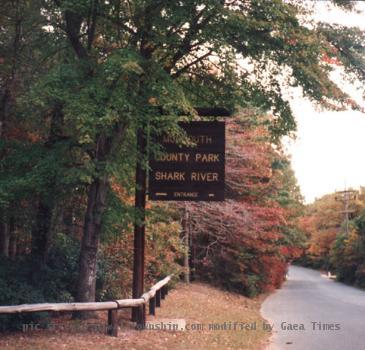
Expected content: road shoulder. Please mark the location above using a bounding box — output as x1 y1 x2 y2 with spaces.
0 282 271 350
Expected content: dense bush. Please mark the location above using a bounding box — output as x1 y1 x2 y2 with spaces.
0 233 80 331
45 233 80 302
97 207 184 300
300 190 365 289
331 229 365 286
0 256 48 331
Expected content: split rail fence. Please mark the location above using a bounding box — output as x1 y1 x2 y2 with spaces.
0 275 172 337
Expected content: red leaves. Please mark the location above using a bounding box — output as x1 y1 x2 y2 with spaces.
5 126 42 142
189 115 302 295
322 53 341 66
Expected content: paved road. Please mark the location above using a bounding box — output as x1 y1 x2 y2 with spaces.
261 265 365 350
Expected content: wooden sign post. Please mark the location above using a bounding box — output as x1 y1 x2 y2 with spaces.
132 108 230 325
131 128 147 322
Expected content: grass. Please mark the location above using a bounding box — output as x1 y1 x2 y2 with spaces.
0 282 270 350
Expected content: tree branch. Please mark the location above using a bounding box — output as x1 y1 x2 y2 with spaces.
64 10 88 59
171 50 213 79
87 0 98 50
164 7 219 73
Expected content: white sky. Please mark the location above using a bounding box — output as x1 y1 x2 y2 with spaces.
284 1 365 204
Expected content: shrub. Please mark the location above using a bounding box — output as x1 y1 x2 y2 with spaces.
0 233 80 331
0 256 48 331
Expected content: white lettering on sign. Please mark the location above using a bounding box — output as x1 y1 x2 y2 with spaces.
155 172 186 181
190 172 219 182
156 153 190 162
162 135 213 145
173 192 198 198
195 153 220 162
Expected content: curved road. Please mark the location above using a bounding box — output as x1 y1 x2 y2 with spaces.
261 265 365 350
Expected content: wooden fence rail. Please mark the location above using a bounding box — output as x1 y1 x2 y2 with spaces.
0 275 172 337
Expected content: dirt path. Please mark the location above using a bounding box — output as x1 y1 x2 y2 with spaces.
0 282 270 350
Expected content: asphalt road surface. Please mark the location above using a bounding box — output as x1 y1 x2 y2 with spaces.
261 265 365 350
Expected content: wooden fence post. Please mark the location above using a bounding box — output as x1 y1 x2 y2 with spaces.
156 289 161 307
149 297 156 315
136 305 146 329
142 304 146 326
107 310 118 337
161 286 166 300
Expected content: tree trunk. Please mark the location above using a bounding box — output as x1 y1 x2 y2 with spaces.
73 125 126 319
62 4 126 317
74 175 109 319
63 206 76 236
31 199 54 265
74 133 113 319
8 217 17 259
30 200 55 289
30 103 63 269
0 89 11 139
0 215 9 257
0 0 21 138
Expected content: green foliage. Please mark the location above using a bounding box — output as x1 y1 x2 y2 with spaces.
101 190 135 242
245 274 262 298
0 257 48 331
300 188 365 289
0 233 81 331
45 233 81 301
330 217 365 287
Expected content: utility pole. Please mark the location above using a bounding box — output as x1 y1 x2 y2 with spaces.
335 189 357 235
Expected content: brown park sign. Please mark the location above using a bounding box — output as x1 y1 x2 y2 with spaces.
149 121 225 201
